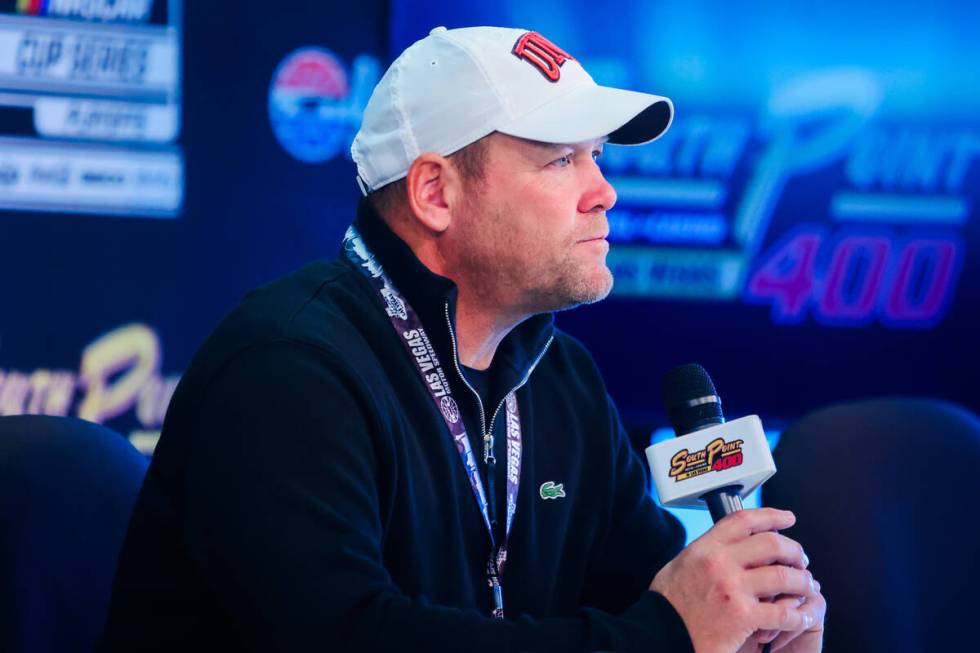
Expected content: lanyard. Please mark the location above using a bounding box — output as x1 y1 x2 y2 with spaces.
344 226 521 619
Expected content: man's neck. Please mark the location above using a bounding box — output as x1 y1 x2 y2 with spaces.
453 288 524 370
392 224 527 370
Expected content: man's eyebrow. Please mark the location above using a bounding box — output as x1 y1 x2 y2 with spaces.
523 140 572 155
523 138 608 155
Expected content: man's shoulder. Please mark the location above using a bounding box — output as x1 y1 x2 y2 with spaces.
180 257 386 396
239 257 373 347
535 328 609 397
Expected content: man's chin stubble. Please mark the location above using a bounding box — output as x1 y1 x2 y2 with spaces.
543 267 614 313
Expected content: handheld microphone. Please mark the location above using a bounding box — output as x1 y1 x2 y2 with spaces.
645 363 776 522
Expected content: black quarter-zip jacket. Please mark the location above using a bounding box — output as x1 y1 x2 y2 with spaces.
99 200 693 652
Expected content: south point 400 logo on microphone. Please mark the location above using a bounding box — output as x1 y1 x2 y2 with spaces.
669 437 745 482
268 47 380 164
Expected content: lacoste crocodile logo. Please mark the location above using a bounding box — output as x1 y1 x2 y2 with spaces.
539 481 566 500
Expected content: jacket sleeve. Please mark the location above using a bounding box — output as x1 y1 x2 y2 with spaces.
184 340 693 652
578 392 691 629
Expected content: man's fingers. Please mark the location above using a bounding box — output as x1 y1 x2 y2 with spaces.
769 592 827 651
710 508 796 544
755 629 779 643
748 566 817 599
753 594 805 641
733 531 809 570
753 599 807 632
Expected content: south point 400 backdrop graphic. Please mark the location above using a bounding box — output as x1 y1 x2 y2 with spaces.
603 68 969 329
0 324 179 452
383 5 978 335
389 0 977 420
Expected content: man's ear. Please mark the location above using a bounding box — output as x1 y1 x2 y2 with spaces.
405 153 460 233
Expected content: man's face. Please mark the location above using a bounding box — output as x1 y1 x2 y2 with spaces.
446 133 617 316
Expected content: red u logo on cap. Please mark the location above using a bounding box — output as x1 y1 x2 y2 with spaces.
512 31 575 82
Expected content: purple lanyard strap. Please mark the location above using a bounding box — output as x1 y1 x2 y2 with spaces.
344 226 521 618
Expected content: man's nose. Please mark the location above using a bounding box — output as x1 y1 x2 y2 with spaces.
579 159 617 214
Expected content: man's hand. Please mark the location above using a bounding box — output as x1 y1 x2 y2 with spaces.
650 508 820 653
742 585 826 652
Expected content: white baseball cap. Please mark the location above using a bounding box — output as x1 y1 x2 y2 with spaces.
351 26 674 194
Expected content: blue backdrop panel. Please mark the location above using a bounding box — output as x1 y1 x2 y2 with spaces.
0 2 385 443
392 0 980 426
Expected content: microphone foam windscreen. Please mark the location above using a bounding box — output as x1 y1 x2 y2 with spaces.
662 363 724 435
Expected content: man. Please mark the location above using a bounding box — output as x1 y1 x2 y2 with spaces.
101 26 825 652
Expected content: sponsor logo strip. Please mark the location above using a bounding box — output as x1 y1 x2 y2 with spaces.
0 136 182 216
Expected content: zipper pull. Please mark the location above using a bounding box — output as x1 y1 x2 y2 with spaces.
484 433 496 465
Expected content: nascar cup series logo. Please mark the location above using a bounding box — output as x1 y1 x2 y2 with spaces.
17 0 153 22
268 47 378 164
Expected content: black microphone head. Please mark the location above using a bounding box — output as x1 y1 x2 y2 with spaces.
662 363 725 436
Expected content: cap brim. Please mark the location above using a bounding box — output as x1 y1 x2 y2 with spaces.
497 84 674 146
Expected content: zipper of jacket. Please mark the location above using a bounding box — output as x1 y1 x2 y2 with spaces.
443 301 554 466
482 330 554 449
444 302 491 461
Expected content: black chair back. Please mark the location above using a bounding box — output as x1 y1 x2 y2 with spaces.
0 415 148 653
764 398 980 653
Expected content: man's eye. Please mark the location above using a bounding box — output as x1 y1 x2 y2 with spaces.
592 149 602 161
551 155 572 168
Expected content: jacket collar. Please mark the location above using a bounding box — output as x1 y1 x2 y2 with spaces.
350 198 555 390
